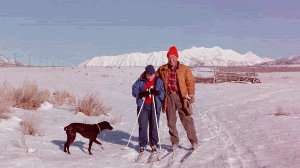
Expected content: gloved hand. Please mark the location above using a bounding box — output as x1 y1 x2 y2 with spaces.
185 95 195 103
183 99 192 116
149 88 160 95
139 90 150 98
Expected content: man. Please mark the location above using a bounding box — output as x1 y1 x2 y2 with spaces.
132 65 165 153
157 45 198 151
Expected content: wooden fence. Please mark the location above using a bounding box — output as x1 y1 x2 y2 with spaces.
193 67 261 84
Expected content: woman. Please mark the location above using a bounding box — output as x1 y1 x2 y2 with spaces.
132 65 165 153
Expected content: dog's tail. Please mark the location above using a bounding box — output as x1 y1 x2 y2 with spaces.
64 126 70 131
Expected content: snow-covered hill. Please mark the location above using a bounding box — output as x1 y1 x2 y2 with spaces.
260 55 300 65
0 55 22 66
80 46 272 67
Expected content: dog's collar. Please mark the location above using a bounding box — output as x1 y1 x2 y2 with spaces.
96 124 101 132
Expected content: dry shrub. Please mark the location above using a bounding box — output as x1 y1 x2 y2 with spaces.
0 81 78 113
20 114 41 136
101 74 109 78
0 82 15 105
76 94 110 116
50 90 76 106
273 107 290 116
14 81 50 110
0 82 15 119
109 115 122 125
0 101 10 119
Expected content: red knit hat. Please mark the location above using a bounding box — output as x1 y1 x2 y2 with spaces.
167 45 179 58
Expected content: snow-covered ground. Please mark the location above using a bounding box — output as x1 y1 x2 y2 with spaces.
0 67 299 168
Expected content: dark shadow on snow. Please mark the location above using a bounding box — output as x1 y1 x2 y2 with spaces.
98 130 139 151
51 130 171 153
51 140 87 154
99 129 172 152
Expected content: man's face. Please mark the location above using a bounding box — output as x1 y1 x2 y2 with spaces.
146 73 155 81
168 55 178 67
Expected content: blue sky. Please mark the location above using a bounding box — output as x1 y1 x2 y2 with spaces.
0 0 300 66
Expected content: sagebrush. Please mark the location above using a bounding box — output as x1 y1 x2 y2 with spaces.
76 94 110 116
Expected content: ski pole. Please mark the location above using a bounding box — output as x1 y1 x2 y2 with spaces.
125 98 145 148
152 95 161 151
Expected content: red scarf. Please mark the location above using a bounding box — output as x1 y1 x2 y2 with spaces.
144 79 155 105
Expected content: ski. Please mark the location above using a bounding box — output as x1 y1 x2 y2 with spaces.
165 150 176 167
179 150 194 163
147 151 160 163
180 146 199 164
159 150 173 161
134 152 145 163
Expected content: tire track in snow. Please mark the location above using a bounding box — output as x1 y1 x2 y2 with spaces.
137 88 292 168
190 88 295 168
204 111 255 168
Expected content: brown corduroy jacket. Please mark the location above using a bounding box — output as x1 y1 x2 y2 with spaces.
157 62 195 112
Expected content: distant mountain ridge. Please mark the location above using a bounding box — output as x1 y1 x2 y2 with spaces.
80 46 272 67
0 55 22 66
260 55 300 65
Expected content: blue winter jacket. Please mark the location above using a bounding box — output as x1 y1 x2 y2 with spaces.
132 73 165 113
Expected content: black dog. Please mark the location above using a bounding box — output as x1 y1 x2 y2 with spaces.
64 121 113 155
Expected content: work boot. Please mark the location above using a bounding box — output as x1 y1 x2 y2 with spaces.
172 144 178 152
151 145 157 153
191 143 198 151
139 146 145 153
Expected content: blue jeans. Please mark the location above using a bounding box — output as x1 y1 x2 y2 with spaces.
138 104 160 148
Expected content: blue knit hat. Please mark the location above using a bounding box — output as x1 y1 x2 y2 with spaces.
145 65 155 75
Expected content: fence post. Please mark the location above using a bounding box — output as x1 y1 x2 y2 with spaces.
213 67 216 83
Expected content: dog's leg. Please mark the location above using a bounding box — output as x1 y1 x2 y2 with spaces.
64 140 68 153
94 139 102 145
94 139 104 150
66 132 76 154
88 139 93 155
64 133 69 153
64 132 71 154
